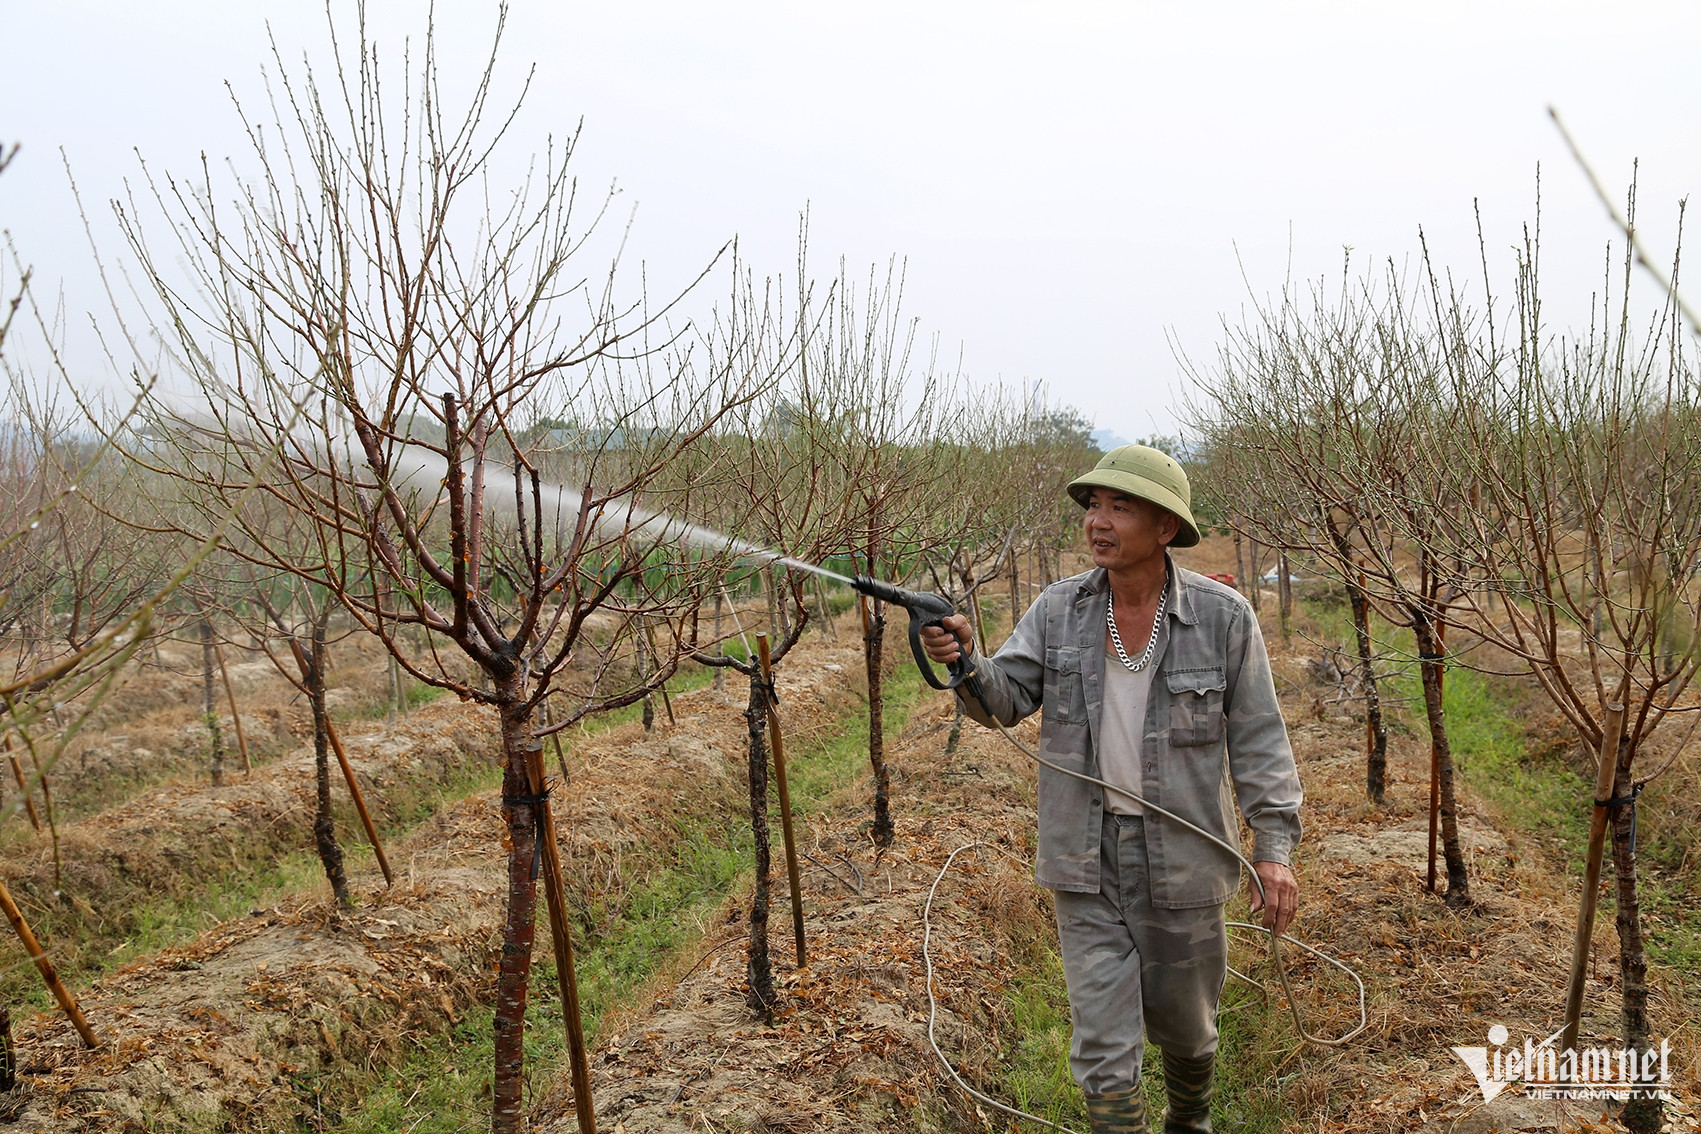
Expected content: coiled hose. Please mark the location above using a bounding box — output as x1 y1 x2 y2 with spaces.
919 696 1368 1131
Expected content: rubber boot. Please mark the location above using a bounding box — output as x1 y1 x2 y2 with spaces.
1083 1087 1151 1134
1160 1050 1215 1133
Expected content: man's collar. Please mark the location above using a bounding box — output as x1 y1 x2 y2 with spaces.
1075 552 1199 626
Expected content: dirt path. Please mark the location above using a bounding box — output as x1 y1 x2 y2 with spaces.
529 693 1044 1134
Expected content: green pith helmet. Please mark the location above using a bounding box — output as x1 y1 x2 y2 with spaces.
1066 444 1202 548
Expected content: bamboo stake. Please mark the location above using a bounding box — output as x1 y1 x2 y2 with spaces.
324 718 394 888
24 746 62 893
212 641 252 775
524 741 597 1134
0 877 99 1048
1426 739 1440 892
1559 686 1629 1063
969 587 990 656
543 696 571 786
755 633 807 967
3 736 40 831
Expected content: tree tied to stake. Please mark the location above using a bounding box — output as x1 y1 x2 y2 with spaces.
108 9 775 1131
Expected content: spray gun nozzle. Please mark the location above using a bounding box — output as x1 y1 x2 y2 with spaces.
849 575 969 691
850 575 907 606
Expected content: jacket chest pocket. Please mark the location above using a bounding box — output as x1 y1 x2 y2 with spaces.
1166 666 1226 747
1044 646 1089 724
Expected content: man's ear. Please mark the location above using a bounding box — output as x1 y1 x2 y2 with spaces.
1158 508 1181 547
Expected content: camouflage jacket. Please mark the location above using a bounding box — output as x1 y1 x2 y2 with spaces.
960 559 1302 907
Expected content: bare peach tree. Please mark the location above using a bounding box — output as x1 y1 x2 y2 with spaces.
1406 208 1699 1134
808 258 966 847
1195 197 1698 1133
1187 262 1472 898
108 12 764 1132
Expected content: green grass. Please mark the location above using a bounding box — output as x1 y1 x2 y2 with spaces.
983 941 1293 1133
1388 643 1701 1010
995 950 1083 1129
337 831 748 1134
1431 666 1592 867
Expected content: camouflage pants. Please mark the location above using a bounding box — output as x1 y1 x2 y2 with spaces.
1053 812 1228 1096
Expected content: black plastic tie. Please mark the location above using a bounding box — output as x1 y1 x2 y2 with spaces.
504 788 553 882
1594 782 1642 808
1594 782 1644 855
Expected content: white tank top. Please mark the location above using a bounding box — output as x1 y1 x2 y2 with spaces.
1099 644 1154 815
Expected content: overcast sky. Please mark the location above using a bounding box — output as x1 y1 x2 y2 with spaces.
3 1 1697 441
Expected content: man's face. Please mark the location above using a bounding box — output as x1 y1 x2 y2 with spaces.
1082 487 1179 573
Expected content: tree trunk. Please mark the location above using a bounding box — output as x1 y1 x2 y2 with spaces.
969 587 990 656
305 629 351 908
1346 577 1388 805
864 599 894 848
1234 530 1247 598
1277 551 1292 642
1609 738 1660 1134
743 672 777 1019
0 1005 14 1090
199 620 225 788
492 679 542 1134
1413 616 1468 903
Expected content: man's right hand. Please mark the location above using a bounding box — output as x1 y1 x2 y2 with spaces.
919 614 974 664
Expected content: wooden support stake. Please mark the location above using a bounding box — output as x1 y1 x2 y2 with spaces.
1427 739 1440 893
525 742 597 1134
213 641 252 775
756 633 807 967
969 588 990 656
3 736 40 832
0 877 99 1048
1559 687 1628 1063
324 719 394 888
543 696 571 786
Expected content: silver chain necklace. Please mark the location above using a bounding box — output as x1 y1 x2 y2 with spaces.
1106 581 1167 672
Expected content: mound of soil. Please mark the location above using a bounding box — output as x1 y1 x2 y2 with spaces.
0 695 500 1003
1 633 867 1132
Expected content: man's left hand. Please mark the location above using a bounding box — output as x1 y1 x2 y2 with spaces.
1249 861 1298 938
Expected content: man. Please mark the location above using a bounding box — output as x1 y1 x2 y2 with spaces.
921 445 1302 1134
